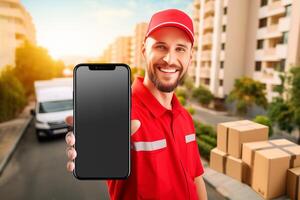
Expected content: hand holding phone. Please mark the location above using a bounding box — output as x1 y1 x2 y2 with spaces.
65 117 141 172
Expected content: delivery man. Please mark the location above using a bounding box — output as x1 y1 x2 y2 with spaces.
65 9 208 200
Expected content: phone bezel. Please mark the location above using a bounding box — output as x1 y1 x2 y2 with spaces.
73 63 131 180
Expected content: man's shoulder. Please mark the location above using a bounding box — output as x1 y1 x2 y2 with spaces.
180 106 193 121
131 94 148 119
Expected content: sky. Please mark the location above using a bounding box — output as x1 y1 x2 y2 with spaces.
22 0 193 62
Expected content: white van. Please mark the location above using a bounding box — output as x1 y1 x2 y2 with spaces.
31 78 73 141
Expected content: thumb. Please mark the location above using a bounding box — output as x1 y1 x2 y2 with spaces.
131 120 141 136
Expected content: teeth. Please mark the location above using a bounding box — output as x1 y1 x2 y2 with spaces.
159 68 176 73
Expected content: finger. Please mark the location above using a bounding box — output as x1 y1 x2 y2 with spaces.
66 148 77 160
131 119 141 136
65 116 73 126
66 161 75 172
65 132 75 146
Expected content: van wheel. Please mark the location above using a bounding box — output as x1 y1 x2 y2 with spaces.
36 131 46 142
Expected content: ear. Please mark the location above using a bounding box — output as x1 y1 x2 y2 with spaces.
141 41 146 59
188 45 194 66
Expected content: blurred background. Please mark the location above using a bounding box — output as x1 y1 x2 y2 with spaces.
0 0 299 199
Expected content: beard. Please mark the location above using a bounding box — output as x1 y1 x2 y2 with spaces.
147 62 187 93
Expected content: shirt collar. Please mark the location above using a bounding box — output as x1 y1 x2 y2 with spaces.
132 76 183 118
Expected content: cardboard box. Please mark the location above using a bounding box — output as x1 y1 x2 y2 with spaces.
283 145 300 168
287 167 300 200
252 148 291 199
217 120 258 154
242 139 295 166
225 155 248 182
210 148 227 173
242 139 299 186
241 141 272 185
217 121 243 153
228 123 268 158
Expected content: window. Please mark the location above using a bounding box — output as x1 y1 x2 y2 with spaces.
221 43 225 50
257 39 264 49
277 59 286 72
223 7 227 15
205 78 210 85
285 5 292 17
255 61 262 71
259 18 267 28
15 33 24 40
222 25 226 32
260 0 268 7
282 32 289 44
220 61 224 69
219 79 223 86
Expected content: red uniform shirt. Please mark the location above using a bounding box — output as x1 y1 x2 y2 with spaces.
107 77 204 200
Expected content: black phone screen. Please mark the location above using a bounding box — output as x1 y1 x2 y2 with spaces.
73 64 130 179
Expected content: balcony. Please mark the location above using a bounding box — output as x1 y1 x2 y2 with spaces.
282 0 292 6
201 50 212 61
276 44 287 59
220 50 225 60
194 0 200 9
200 67 211 78
221 33 226 43
218 87 224 98
278 17 290 32
253 68 281 85
202 33 212 45
263 68 281 84
193 9 200 20
263 48 279 61
203 17 214 30
219 69 224 79
256 49 264 60
267 1 285 16
204 1 214 14
222 16 227 25
257 25 281 39
223 0 228 7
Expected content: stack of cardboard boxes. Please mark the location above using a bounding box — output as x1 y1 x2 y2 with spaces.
210 120 300 200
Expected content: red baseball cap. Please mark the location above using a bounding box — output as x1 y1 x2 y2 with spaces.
145 9 194 44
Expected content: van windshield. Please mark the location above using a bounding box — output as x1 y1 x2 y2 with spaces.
39 100 73 113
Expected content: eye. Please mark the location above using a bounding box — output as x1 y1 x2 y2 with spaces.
176 47 186 52
156 45 167 50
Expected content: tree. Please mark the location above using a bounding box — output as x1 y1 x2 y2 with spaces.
253 115 273 136
226 77 268 116
267 66 300 143
290 67 300 129
192 85 214 107
14 41 64 95
182 76 194 90
0 66 27 122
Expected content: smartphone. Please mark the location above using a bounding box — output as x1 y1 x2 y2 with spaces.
73 63 131 179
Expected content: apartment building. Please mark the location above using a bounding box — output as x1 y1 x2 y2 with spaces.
110 36 132 64
0 0 36 68
192 0 300 102
130 22 148 69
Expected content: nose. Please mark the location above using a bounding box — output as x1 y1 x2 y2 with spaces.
162 51 177 65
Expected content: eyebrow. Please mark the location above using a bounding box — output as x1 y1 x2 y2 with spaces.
154 42 188 49
154 42 167 45
177 44 188 49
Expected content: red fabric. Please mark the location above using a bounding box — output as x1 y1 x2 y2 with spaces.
107 77 204 200
145 9 194 44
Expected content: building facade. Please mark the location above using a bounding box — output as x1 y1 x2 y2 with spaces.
192 0 300 102
130 22 148 69
0 0 36 68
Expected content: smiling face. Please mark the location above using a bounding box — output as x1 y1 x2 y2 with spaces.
142 26 193 93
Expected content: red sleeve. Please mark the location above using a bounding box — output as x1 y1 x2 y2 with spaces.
186 110 204 178
193 140 204 177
